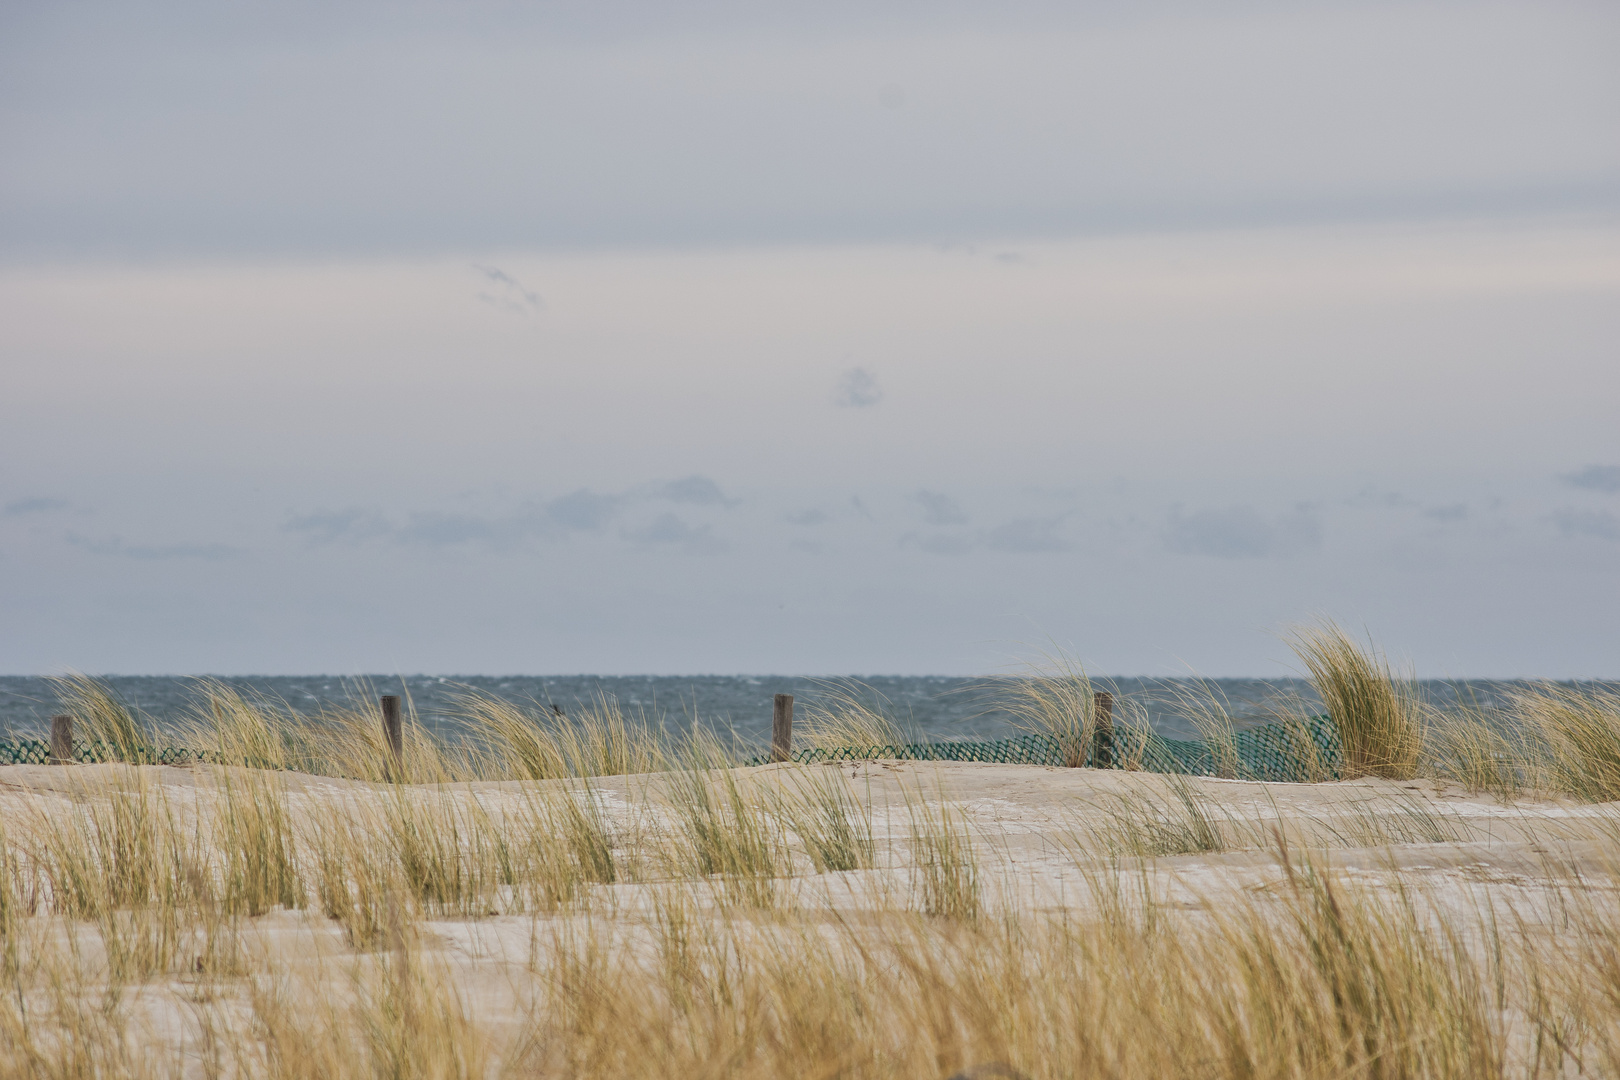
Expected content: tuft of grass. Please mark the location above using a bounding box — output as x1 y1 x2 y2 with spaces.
237 932 491 1080
1088 774 1229 858
177 680 296 770
459 691 570 779
796 682 910 755
996 653 1105 768
1310 793 1474 848
386 788 502 916
1510 682 1620 801
46 673 150 763
213 770 302 916
0 817 22 978
307 799 399 949
460 688 667 780
1224 842 1502 1079
665 737 787 908
1159 678 1249 779
1423 697 1527 799
21 771 203 983
774 767 875 873
907 781 982 921
1284 620 1422 780
29 772 180 921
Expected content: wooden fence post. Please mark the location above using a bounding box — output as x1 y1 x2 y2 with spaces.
381 695 403 782
50 714 73 765
1093 691 1115 769
771 694 794 763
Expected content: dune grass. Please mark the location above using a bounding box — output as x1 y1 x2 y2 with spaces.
663 735 789 908
9 639 1620 1075
1156 677 1249 779
996 653 1105 768
2 755 1617 1078
795 681 911 754
1084 773 1230 858
456 687 666 781
906 780 982 921
45 672 150 763
27 651 1620 804
1284 620 1424 780
772 766 875 873
1509 682 1620 801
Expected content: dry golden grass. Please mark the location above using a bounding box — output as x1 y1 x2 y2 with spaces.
45 672 150 763
1 750 1619 1079
996 653 1104 768
11 648 1620 1078
1284 620 1424 779
1510 682 1620 801
796 682 911 754
456 688 666 781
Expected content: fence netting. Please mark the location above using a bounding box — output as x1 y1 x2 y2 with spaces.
2 714 1343 782
0 740 200 766
747 713 1344 781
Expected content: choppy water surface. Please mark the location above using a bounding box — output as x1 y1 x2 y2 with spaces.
0 674 1570 748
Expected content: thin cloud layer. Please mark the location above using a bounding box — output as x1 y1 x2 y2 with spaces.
5 2 1616 258
836 368 883 409
915 490 968 526
473 265 542 314
2 5 1616 677
281 479 736 552
2 497 68 516
653 476 740 507
1564 465 1620 493
1551 509 1620 542
1162 505 1322 560
66 534 240 560
621 513 727 554
983 516 1072 554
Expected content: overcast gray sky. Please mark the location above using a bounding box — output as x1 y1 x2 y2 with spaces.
2 0 1617 676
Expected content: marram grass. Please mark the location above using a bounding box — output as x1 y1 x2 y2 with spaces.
1284 619 1424 779
2 754 1618 1079
8 637 1620 1078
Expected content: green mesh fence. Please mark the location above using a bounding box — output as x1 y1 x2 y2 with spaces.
0 739 200 766
748 713 1344 782
1 714 1344 781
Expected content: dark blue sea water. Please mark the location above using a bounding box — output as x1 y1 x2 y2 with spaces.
0 674 1563 748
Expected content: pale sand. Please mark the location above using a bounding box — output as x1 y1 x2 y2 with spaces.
1 760 1614 1069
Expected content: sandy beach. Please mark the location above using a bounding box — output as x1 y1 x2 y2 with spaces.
2 757 1615 1077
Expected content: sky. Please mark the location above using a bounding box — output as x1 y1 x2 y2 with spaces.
2 0 1618 678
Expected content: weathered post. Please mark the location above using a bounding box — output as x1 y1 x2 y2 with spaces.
1093 691 1115 769
50 714 73 765
771 693 794 763
381 694 404 782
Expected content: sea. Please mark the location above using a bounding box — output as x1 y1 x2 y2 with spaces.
0 675 1571 750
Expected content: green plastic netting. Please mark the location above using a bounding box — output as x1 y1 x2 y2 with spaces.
746 713 1344 781
0 739 201 766
1 714 1343 781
